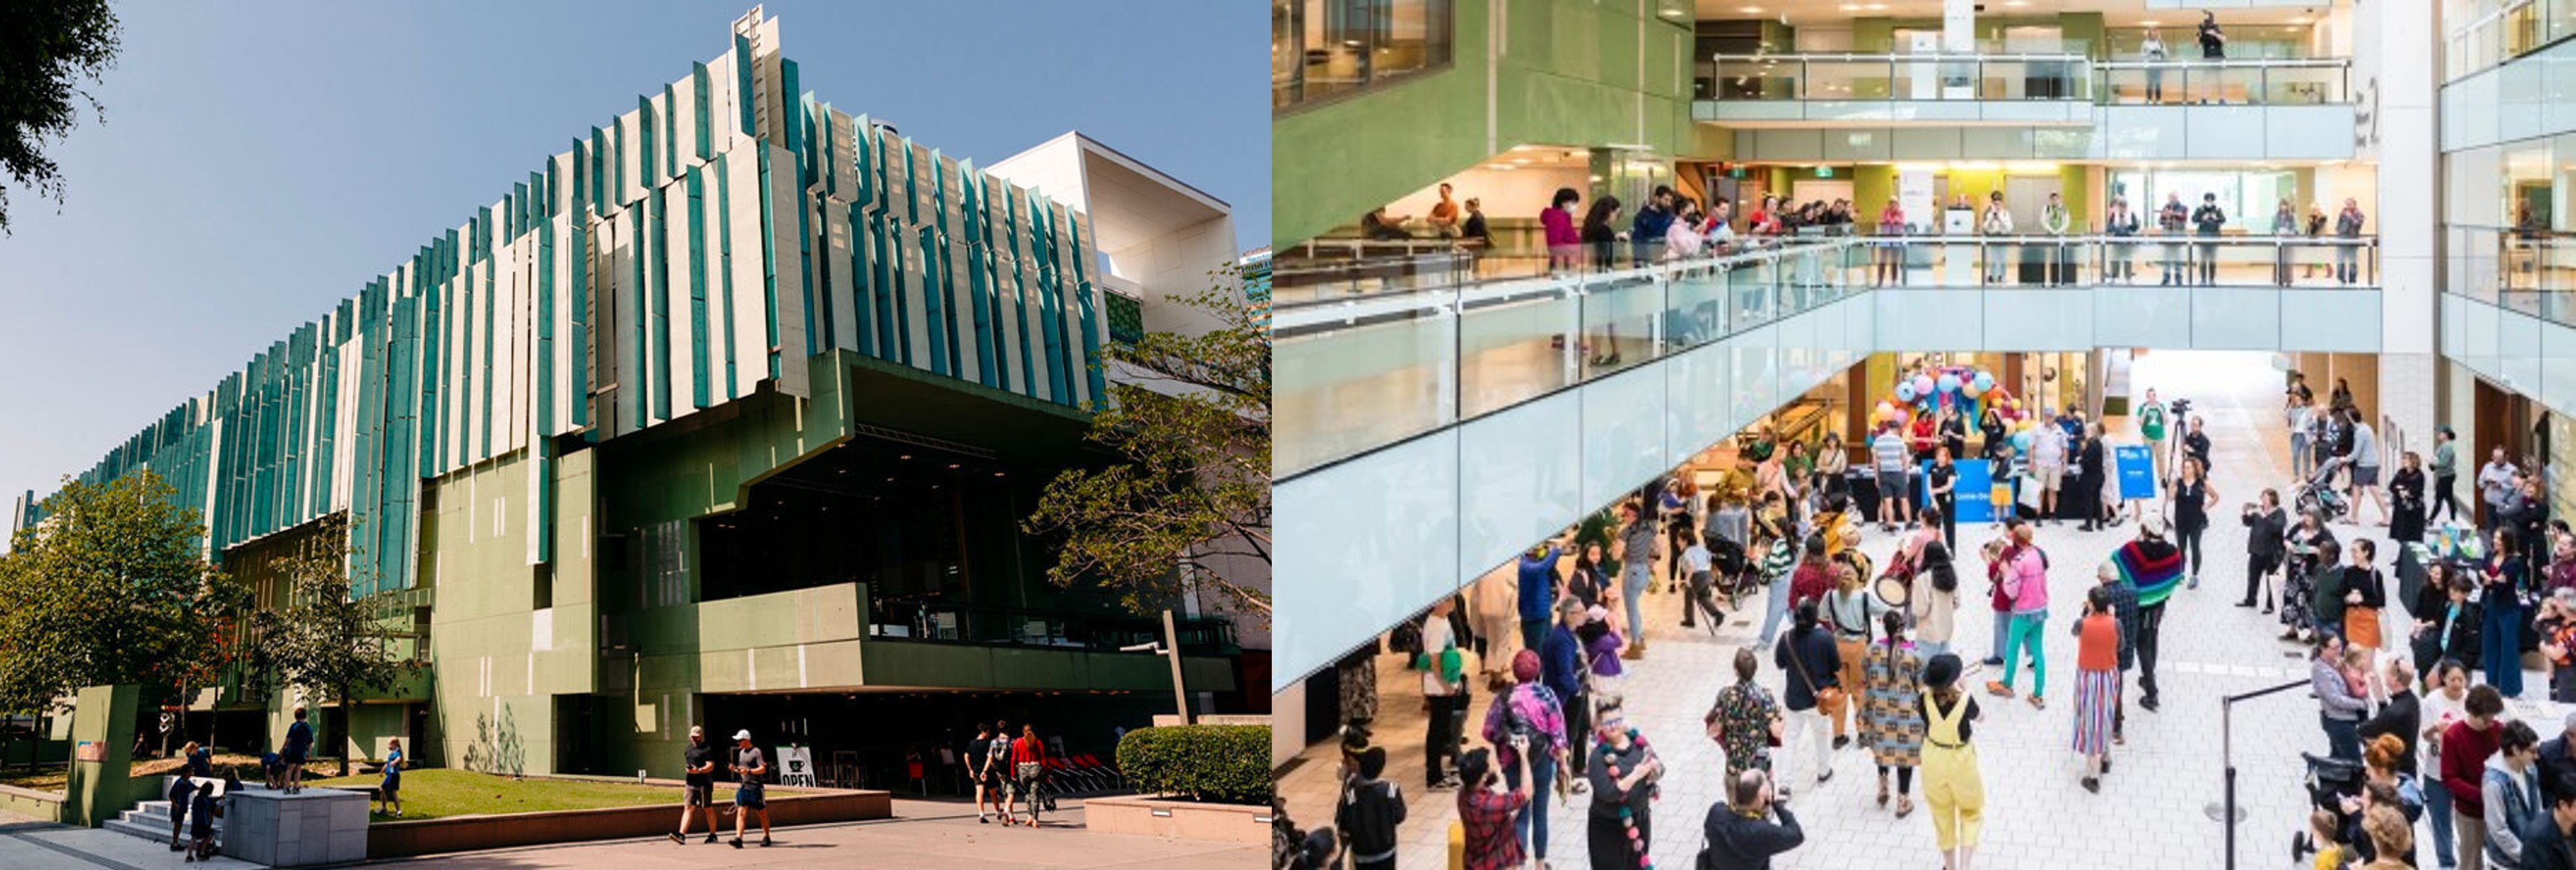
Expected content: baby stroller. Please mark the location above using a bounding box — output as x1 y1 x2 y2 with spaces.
2294 455 2352 522
1709 537 1755 610
2300 752 2364 811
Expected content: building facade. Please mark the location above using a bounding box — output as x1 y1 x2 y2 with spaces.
14 10 1248 784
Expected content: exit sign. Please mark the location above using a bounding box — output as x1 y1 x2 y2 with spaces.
1816 167 1834 178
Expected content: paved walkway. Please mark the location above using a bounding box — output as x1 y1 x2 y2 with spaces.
0 798 1256 869
1281 350 2572 869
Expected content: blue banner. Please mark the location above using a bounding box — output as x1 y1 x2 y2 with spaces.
2115 444 2158 501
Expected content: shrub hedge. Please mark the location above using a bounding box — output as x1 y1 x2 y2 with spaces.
1115 724 1270 804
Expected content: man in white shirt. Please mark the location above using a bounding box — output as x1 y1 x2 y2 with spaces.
2348 418 2388 524
2482 447 2520 532
1420 597 1467 790
2031 415 2070 524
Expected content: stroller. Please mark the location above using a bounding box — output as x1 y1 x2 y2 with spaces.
2300 752 2364 811
1709 537 1755 611
2294 455 2352 522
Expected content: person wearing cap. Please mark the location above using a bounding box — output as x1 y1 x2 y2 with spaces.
1482 649 1570 864
726 729 772 848
2104 515 2183 712
670 726 721 843
1918 653 1985 869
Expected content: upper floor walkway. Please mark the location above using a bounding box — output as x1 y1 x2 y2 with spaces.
1275 234 2381 686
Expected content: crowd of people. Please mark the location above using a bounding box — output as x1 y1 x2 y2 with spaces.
1272 366 2576 870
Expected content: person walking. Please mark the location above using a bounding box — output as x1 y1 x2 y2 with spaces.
164 763 195 852
1423 597 1469 790
377 738 405 818
2435 427 2467 526
2243 488 2292 610
2193 193 2228 286
2071 586 2123 793
1585 699 1664 870
2445 685 2511 869
1862 610 1927 816
2352 412 2391 525
2292 394 2318 482
279 706 313 795
2107 517 2184 711
1912 541 1964 664
1681 528 1726 633
1979 190 2014 285
2338 198 2370 285
1337 747 1405 870
727 729 773 847
1827 565 1891 748
2487 532 2533 699
1776 600 1844 788
1707 647 1785 782
2316 630 2370 760
2158 193 2191 285
961 724 1000 827
2395 452 2432 545
1920 654 1986 870
1457 746 1531 870
1874 423 1914 531
1543 598 1593 774
1543 188 1584 273
1755 533 1800 649
1987 522 2051 708
2487 721 2547 869
1485 649 1570 864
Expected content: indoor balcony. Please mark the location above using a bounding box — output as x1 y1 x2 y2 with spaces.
1698 53 2357 161
1275 232 2381 682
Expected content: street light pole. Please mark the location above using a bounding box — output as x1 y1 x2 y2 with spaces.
1161 610 1190 725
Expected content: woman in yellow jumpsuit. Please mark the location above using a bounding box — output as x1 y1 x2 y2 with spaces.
1919 653 1984 870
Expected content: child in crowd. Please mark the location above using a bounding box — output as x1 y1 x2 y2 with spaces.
2341 647 2375 704
2306 809 2348 869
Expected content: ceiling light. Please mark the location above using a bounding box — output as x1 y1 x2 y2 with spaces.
1865 3 1886 9
1660 7 1684 16
1739 6 1762 12
2140 19 2160 27
899 454 912 460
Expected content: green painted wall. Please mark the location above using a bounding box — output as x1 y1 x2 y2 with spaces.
1855 165 1897 219
1274 0 1699 247
1850 13 2107 57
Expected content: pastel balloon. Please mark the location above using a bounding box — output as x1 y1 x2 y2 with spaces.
1973 371 1997 392
1961 381 1983 398
1896 383 1917 402
1937 373 1961 394
1912 374 1935 395
2011 430 2033 451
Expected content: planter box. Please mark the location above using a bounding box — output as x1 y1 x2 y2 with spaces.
1083 794 1269 844
362 788 890 859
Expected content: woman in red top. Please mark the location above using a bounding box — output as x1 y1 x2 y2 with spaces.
1543 188 1582 273
1909 413 1940 465
1009 725 1047 827
2070 586 2121 793
1746 195 1782 237
1981 537 2013 669
1789 535 1835 611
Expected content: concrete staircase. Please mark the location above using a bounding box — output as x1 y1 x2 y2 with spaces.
100 776 236 847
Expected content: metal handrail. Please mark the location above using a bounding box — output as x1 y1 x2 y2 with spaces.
1710 51 2089 63
1274 237 1865 329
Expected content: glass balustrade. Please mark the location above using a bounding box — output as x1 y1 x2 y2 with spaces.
1276 234 2378 478
2460 227 2576 325
1695 54 2347 107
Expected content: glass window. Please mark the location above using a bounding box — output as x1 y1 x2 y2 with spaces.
1275 0 1456 112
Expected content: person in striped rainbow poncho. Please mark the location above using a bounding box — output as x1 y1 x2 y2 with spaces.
2105 517 2187 712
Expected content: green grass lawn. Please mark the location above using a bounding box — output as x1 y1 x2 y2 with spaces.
0 768 66 792
304 768 737 822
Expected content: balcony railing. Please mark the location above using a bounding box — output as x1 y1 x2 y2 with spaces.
1275 233 2378 478
2448 227 2576 328
867 597 1240 655
1697 53 2349 107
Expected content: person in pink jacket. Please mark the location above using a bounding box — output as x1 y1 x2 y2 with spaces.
1544 188 1582 273
1986 519 2052 708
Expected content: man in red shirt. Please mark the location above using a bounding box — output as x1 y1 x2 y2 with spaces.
1788 536 1834 611
2441 685 2508 861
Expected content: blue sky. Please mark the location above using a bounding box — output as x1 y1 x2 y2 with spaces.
0 1 1264 507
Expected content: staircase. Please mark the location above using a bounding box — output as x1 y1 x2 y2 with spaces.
100 776 237 846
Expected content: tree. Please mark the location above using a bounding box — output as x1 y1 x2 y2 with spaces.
0 470 239 747
247 513 415 776
1025 263 1271 625
0 0 120 234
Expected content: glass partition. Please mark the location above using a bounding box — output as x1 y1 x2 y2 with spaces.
2446 0 2576 82
1696 54 2343 106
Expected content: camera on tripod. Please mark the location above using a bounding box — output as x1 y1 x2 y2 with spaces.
2167 397 2192 418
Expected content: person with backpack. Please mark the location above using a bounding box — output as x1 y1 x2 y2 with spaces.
1336 747 1405 870
1483 649 1570 864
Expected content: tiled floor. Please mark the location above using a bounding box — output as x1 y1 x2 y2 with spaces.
1278 350 2575 869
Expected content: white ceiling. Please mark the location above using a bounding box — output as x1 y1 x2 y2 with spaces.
1697 0 2331 29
